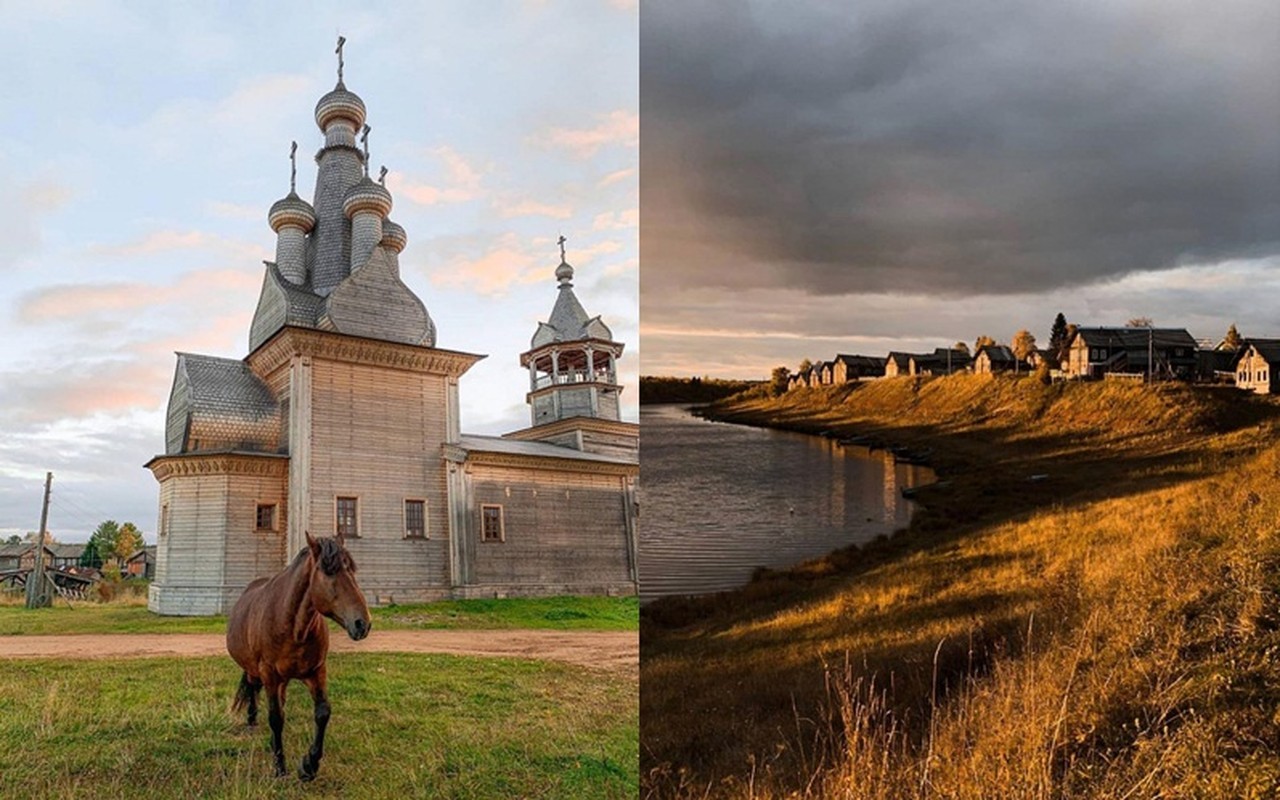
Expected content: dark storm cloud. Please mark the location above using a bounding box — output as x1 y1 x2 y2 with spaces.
641 0 1280 298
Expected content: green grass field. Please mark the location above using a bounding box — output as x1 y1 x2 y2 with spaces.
0 595 638 636
0 652 637 799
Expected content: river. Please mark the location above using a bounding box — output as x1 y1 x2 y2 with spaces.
638 404 933 602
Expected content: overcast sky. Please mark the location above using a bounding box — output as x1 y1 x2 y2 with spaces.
641 0 1279 378
0 1 637 541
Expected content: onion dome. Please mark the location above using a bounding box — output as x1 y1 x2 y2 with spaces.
268 191 317 233
314 82 367 131
555 260 574 285
342 175 393 219
381 218 407 252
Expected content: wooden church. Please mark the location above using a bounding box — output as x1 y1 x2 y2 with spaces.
145 45 638 615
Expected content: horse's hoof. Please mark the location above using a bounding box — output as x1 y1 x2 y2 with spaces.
298 757 318 782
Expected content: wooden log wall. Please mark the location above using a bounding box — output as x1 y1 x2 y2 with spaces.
304 357 452 595
465 463 633 588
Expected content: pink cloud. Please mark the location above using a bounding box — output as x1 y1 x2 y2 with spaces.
86 229 268 264
431 235 623 296
597 167 635 187
388 146 486 206
19 268 260 323
495 198 574 219
592 208 638 230
539 110 638 157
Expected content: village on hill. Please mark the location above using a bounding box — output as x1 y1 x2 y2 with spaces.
782 314 1279 394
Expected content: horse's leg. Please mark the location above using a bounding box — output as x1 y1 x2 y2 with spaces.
239 672 262 727
298 666 330 782
266 678 288 778
246 677 261 726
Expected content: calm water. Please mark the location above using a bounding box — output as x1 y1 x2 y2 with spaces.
638 404 933 601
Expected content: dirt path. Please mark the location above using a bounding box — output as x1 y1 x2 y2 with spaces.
0 630 638 673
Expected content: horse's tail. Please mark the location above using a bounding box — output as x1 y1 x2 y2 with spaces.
231 671 257 714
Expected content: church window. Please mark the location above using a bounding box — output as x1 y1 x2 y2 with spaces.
405 500 426 539
160 505 169 537
336 496 359 538
256 504 277 532
481 505 504 543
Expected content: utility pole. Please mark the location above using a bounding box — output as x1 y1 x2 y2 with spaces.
1148 326 1153 385
25 472 52 609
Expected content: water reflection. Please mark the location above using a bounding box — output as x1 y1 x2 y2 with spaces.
639 404 933 601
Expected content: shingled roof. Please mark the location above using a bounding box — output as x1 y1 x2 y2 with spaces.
165 354 281 455
530 260 614 349
1071 327 1198 350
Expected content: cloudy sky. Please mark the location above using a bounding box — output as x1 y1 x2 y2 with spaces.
0 1 637 541
641 0 1279 378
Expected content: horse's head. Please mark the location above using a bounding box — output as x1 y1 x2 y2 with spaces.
304 531 371 641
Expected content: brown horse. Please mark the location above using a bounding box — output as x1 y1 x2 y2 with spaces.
227 531 371 781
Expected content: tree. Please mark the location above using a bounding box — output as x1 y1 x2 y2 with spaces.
1127 316 1154 328
79 538 104 570
974 335 996 353
1223 323 1244 351
1049 313 1069 360
6 534 21 545
770 366 790 396
115 522 143 564
952 342 970 356
1012 329 1037 360
87 520 120 568
798 358 813 373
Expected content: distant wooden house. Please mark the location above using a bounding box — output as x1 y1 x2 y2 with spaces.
1064 327 1199 380
807 366 826 387
817 361 836 385
49 543 84 569
18 545 56 571
0 543 27 571
910 348 972 377
125 546 157 579
972 345 1026 374
832 354 886 383
884 352 914 378
1025 349 1057 370
1234 339 1280 394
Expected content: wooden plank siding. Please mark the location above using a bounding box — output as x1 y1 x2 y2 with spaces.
464 464 634 593
303 357 453 600
150 464 287 615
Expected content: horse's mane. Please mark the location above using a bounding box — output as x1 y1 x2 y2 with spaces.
292 537 356 576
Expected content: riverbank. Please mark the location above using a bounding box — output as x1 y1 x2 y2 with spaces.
639 375 762 405
641 375 1280 798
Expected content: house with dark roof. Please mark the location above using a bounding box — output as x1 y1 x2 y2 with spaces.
0 543 28 572
832 354 886 383
885 352 915 377
125 546 157 579
49 543 84 570
1234 339 1280 394
973 345 1027 374
1063 327 1199 380
910 348 972 377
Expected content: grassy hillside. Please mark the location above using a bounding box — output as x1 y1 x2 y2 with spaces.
642 375 1280 798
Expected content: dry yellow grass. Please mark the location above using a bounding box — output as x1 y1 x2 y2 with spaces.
642 376 1280 799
